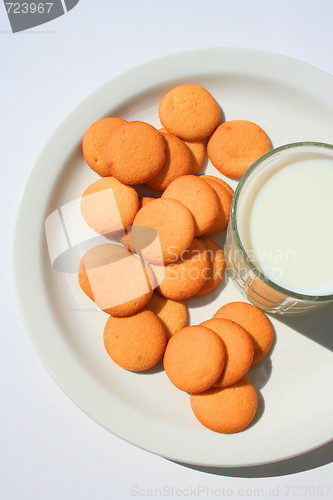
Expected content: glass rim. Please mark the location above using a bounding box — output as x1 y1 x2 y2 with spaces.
231 141 333 302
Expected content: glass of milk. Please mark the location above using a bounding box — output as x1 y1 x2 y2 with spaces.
225 142 333 314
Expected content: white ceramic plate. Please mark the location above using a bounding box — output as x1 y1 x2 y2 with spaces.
14 48 333 467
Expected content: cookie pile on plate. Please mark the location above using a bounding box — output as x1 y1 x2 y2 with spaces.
78 84 274 433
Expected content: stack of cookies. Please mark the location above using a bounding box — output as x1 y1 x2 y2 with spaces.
164 301 274 433
78 84 274 434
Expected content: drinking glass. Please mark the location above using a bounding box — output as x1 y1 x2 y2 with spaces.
225 142 333 314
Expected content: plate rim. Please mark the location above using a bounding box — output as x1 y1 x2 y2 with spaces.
13 47 333 468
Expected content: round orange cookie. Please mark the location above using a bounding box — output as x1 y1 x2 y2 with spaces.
78 244 154 317
200 318 254 387
201 178 232 236
162 175 219 236
81 177 139 234
195 238 225 296
146 131 193 190
82 117 126 176
157 238 210 300
213 301 275 365
132 198 195 264
105 121 166 184
163 325 226 393
104 310 166 372
159 84 221 141
146 293 188 340
207 119 271 179
200 174 234 197
190 377 258 433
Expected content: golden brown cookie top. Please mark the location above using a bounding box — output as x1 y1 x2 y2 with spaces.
159 84 221 141
190 377 258 433
104 310 166 372
207 119 271 179
163 325 226 393
105 121 166 184
132 197 195 265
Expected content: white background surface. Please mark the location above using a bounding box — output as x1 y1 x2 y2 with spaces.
1 1 333 499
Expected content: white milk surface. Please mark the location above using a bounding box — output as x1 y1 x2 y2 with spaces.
240 157 333 296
